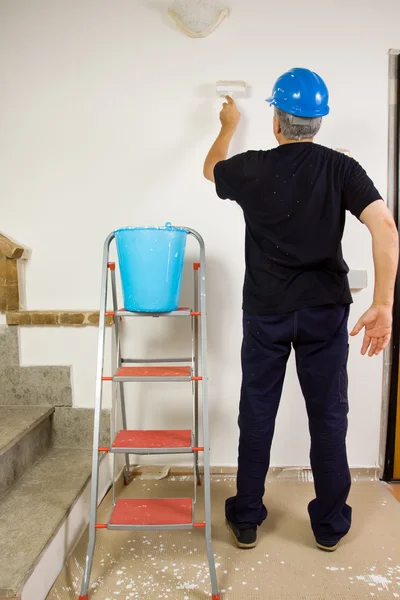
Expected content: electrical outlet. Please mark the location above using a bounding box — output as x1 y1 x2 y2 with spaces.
336 148 352 157
348 270 367 290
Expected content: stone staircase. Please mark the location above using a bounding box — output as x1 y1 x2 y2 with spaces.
0 326 110 600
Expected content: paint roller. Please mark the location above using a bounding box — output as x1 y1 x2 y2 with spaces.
216 80 248 99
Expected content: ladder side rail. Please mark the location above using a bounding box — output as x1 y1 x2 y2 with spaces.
79 231 115 598
187 228 219 598
110 265 131 482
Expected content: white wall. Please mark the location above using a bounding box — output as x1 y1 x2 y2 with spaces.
1 0 398 468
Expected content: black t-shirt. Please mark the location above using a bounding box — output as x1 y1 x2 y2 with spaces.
214 143 381 315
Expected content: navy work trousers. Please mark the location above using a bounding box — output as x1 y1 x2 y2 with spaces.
225 305 352 546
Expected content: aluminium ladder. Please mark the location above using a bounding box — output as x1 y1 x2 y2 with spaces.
78 228 220 600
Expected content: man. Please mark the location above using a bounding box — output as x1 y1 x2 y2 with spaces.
203 68 399 552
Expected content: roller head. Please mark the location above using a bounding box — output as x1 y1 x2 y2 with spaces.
216 80 247 98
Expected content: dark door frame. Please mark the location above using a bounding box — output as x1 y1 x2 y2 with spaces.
383 50 400 482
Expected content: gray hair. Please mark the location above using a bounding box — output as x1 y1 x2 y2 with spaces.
275 107 322 141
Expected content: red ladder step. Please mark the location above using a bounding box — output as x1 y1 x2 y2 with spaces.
113 366 192 381
108 498 193 529
112 430 192 453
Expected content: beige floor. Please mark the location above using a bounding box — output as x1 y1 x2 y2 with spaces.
48 477 400 600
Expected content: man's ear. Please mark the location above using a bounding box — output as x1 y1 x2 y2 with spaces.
273 115 281 136
273 114 281 141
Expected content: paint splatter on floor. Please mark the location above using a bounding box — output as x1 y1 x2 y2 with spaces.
47 477 400 600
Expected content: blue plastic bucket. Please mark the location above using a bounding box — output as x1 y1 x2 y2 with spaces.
115 223 188 313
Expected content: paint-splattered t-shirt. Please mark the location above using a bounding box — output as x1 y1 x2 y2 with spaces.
214 143 381 315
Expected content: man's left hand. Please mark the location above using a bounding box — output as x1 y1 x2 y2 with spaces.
350 304 393 356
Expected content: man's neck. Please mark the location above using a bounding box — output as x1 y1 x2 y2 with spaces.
279 137 314 146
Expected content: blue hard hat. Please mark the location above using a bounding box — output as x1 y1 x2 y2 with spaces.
266 68 330 118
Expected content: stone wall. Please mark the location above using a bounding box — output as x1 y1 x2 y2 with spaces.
0 234 25 313
6 311 114 326
0 233 111 326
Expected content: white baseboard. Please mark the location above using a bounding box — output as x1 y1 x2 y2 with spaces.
21 457 111 600
129 464 381 482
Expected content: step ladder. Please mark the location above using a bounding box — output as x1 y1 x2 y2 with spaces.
78 227 221 600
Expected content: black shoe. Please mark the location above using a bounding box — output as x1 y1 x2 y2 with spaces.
226 519 258 549
316 540 340 552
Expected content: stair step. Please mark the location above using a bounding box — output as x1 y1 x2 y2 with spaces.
52 407 110 449
0 447 94 597
0 406 54 498
0 365 72 406
108 498 193 530
113 366 192 381
111 429 193 453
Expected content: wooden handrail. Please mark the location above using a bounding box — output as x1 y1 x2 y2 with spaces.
0 233 27 260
